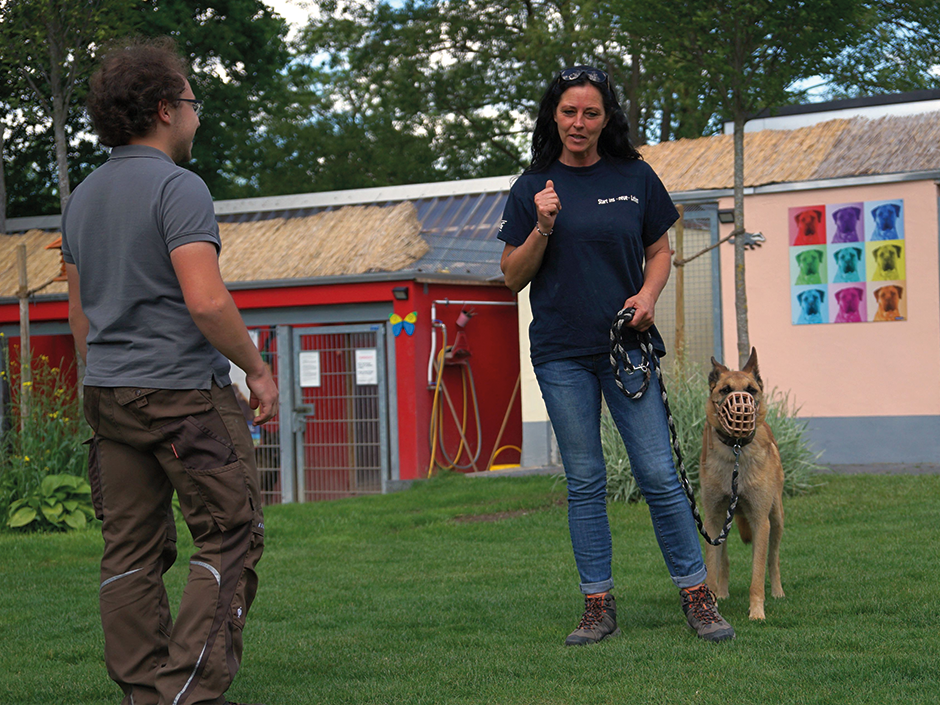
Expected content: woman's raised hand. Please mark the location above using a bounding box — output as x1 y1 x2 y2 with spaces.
534 180 561 232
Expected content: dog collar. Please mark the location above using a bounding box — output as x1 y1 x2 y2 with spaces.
715 427 756 448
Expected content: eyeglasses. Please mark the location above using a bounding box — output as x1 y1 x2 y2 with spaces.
176 98 203 116
559 66 610 90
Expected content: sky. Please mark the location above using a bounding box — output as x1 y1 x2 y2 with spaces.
264 0 314 37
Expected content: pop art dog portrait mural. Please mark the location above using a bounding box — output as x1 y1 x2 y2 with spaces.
788 201 906 324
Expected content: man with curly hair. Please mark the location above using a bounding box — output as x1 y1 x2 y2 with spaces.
61 37 277 705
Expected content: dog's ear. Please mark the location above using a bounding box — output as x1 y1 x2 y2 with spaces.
896 285 904 298
851 207 860 217
835 288 845 303
796 251 805 265
891 203 901 216
708 357 728 389
853 246 862 258
813 210 822 221
742 347 758 373
742 347 763 389
893 244 902 256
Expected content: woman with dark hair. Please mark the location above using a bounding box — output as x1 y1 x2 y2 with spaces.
498 66 735 646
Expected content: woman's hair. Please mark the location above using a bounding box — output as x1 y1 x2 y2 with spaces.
527 68 640 173
87 37 188 148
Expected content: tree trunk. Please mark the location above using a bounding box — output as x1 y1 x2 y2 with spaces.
733 109 750 369
659 98 671 143
628 48 642 144
48 19 71 213
674 204 685 363
0 127 6 234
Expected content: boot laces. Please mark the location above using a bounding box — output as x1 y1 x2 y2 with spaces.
577 596 606 629
686 586 721 624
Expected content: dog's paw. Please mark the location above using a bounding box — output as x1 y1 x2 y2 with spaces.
772 587 785 599
748 606 766 621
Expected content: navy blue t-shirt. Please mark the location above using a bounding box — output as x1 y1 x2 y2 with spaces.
498 158 678 366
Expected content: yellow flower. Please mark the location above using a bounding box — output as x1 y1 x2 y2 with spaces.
24 456 30 462
51 367 59 373
22 381 32 387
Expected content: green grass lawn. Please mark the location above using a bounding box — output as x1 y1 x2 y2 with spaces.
1 472 938 705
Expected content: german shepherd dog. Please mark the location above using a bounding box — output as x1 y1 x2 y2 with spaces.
700 348 785 620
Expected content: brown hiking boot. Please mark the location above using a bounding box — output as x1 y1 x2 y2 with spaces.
681 584 735 642
564 593 621 646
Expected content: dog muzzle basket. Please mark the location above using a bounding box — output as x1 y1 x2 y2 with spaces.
716 392 757 439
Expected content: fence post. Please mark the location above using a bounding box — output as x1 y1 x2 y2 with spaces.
16 244 31 432
674 204 685 364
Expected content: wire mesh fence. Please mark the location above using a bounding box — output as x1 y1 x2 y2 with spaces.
654 203 721 371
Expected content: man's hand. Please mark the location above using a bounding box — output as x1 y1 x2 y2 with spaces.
247 366 278 424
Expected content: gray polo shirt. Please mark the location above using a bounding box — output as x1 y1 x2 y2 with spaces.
62 145 231 389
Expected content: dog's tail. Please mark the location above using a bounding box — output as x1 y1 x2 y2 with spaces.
736 513 752 544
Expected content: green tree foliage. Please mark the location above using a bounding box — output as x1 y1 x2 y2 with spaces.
821 0 940 96
286 0 706 189
3 0 940 215
133 0 291 199
1 0 290 216
0 0 134 213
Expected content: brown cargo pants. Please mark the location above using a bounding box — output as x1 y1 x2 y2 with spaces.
84 382 264 705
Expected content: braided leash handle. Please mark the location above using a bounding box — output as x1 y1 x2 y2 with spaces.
610 307 738 546
609 308 651 399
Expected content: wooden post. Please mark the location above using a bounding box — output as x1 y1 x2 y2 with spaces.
674 204 685 365
16 244 31 431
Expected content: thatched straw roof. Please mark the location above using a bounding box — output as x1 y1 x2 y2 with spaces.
0 202 427 298
0 230 68 298
641 112 940 192
218 202 426 282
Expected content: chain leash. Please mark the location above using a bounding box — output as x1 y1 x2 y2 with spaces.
610 307 739 546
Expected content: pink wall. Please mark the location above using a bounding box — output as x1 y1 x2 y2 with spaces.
717 180 940 418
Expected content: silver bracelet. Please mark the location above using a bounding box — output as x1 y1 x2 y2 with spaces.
536 223 552 237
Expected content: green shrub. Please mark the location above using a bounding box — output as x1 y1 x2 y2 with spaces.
7 473 94 530
604 359 824 503
0 350 92 531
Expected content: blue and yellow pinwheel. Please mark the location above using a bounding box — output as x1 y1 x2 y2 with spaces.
389 311 417 337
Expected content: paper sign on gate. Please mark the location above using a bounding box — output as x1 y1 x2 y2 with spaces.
299 351 321 387
355 349 378 386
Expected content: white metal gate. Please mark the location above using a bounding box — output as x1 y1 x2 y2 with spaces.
291 324 390 501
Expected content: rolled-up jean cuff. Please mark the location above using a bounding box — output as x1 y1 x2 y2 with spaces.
580 578 614 595
671 567 708 590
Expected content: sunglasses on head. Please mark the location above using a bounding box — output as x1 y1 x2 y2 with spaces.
559 66 610 89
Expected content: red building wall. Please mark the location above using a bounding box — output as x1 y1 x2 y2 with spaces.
2 278 522 487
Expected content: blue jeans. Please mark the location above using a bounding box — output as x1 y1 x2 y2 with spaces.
534 351 707 594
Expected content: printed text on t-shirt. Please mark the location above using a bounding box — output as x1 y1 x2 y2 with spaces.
597 194 639 205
